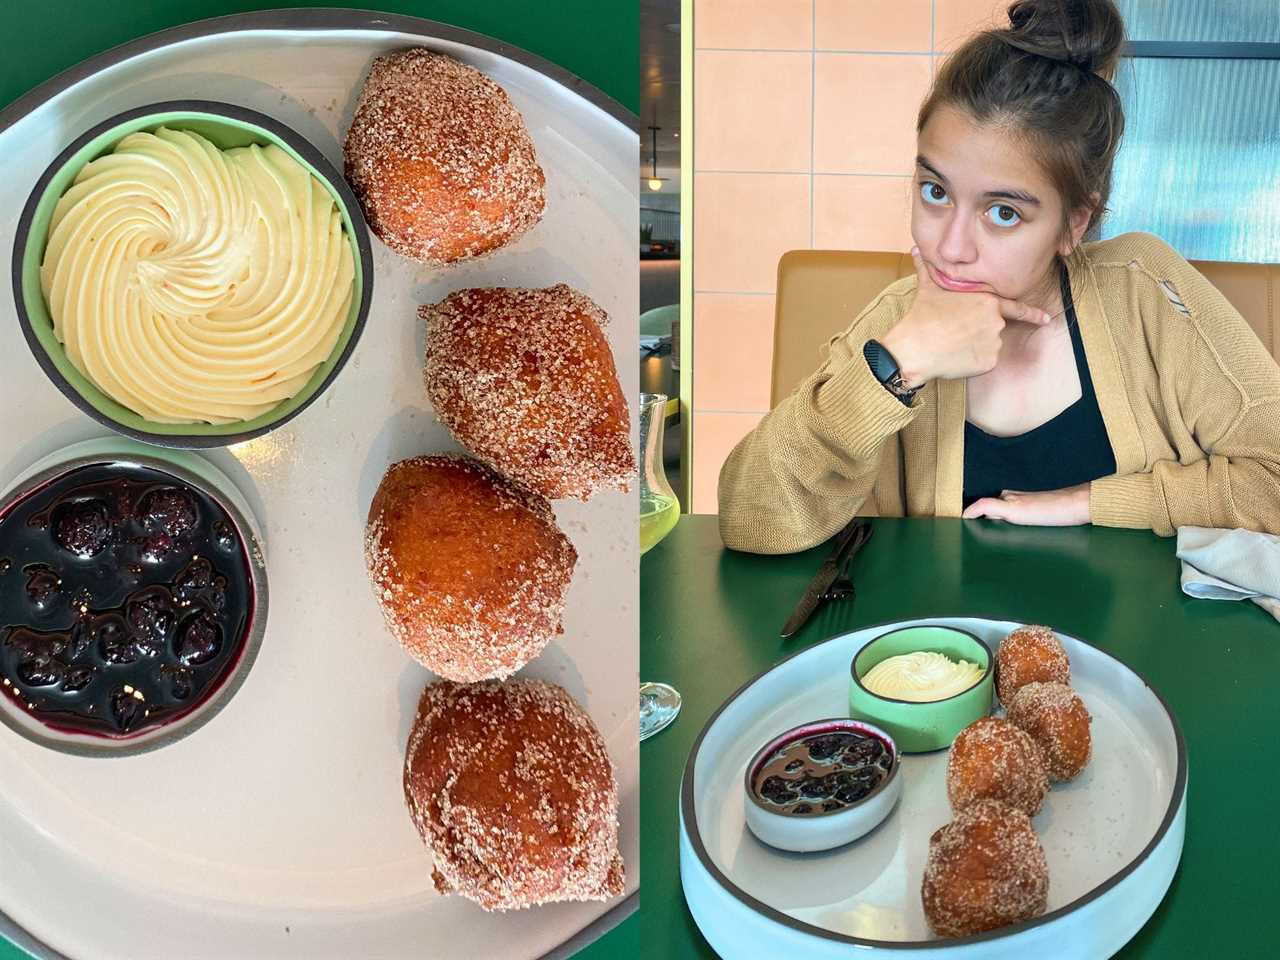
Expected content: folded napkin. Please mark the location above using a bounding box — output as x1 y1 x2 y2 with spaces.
1176 526 1280 622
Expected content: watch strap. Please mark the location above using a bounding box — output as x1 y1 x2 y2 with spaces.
863 339 917 405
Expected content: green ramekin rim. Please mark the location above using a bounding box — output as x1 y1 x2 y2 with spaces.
11 99 374 448
848 624 995 753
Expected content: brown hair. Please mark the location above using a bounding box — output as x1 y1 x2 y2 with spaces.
917 0 1128 250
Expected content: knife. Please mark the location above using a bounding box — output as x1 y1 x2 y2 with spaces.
780 518 871 639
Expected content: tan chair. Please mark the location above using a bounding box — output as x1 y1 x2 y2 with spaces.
772 250 1280 407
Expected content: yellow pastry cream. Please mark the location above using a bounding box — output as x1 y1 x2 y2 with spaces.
40 126 355 424
861 651 984 702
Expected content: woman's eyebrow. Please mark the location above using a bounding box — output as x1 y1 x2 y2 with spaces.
915 154 1042 207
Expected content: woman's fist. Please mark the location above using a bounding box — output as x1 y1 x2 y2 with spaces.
879 247 1053 386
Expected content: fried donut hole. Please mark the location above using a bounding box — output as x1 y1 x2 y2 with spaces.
922 799 1049 938
422 284 634 501
946 717 1049 817
1007 681 1093 782
995 624 1070 707
364 455 576 681
403 678 625 911
343 48 545 265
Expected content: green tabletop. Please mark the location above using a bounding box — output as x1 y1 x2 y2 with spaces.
0 3 635 959
640 514 1277 958
0 0 637 116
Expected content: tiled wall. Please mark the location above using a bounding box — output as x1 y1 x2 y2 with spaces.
690 0 1005 513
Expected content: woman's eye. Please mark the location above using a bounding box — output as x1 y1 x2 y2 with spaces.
919 181 947 206
988 204 1021 227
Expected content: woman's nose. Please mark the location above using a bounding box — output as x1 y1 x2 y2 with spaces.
937 211 976 265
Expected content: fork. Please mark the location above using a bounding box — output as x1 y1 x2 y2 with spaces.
821 521 874 602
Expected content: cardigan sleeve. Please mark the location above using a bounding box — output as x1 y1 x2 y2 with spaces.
718 291 921 554
1090 242 1280 536
1090 397 1280 536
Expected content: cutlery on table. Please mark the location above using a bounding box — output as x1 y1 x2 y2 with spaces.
779 519 873 639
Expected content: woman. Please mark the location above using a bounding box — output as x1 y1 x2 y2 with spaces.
718 0 1280 553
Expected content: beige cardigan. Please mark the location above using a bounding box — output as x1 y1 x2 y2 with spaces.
718 232 1280 553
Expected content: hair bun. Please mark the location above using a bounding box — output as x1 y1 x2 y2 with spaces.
1003 0 1125 80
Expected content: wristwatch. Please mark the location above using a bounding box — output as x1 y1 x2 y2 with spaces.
863 339 918 405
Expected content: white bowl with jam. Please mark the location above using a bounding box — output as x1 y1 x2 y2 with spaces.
0 437 268 755
743 718 902 853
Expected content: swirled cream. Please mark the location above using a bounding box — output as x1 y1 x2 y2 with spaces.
40 126 355 424
861 651 983 702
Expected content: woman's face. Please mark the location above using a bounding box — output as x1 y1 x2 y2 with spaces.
910 105 1090 309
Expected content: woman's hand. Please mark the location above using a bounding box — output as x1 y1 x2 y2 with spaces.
961 482 1092 526
879 247 1053 387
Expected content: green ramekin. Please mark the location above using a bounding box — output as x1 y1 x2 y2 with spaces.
11 100 374 448
848 624 994 753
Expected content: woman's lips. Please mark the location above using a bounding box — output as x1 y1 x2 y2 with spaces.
929 263 986 292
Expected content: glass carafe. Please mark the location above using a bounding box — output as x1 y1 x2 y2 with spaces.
639 392 681 739
639 393 679 554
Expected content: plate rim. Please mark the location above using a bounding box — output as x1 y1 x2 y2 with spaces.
0 7 638 959
679 614 1188 951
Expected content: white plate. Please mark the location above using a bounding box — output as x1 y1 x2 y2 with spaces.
0 11 638 960
680 617 1186 959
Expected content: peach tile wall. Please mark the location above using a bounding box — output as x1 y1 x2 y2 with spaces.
813 54 933 174
690 412 767 513
693 173 811 291
692 295 777 411
695 51 812 171
690 0 1005 513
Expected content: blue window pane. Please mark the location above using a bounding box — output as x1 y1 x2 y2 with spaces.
1117 0 1280 43
1101 57 1280 263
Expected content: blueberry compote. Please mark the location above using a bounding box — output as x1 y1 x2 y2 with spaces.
752 728 894 816
0 463 251 737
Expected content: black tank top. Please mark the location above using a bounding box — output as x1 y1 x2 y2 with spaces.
962 260 1117 509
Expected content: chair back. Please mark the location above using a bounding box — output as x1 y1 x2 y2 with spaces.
772 250 1280 407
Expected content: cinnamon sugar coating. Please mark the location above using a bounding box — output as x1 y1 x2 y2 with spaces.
343 48 545 264
422 284 635 500
947 717 1049 817
995 624 1070 707
403 679 625 911
922 799 1049 938
364 455 575 681
1007 681 1093 782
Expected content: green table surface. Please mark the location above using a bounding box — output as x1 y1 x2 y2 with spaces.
0 3 636 959
640 514 1279 959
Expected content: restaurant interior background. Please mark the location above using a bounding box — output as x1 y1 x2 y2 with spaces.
641 0 684 506
678 0 1280 515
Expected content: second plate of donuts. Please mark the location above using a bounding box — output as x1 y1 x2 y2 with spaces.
679 617 1187 960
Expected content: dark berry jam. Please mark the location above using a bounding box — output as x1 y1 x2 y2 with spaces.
0 463 252 738
752 728 894 816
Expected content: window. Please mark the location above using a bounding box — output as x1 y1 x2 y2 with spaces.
1100 2 1280 262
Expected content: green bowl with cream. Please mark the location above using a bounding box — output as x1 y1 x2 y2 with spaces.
12 100 373 449
848 624 993 753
